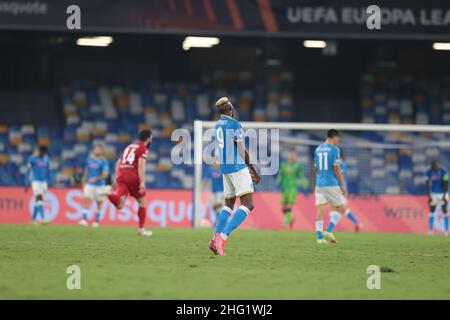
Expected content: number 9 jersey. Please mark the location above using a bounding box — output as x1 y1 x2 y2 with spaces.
215 115 247 174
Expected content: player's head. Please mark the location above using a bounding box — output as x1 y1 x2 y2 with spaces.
93 142 104 157
431 160 438 170
215 97 234 117
287 151 297 163
326 129 341 145
139 128 153 147
38 145 48 157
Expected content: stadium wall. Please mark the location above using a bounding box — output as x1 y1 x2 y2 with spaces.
0 187 442 234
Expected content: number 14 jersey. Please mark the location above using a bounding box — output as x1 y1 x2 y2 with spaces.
117 141 148 178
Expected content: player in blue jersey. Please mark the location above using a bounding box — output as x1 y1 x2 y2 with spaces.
426 160 449 236
339 150 362 232
210 97 261 256
25 146 51 224
208 160 224 218
79 143 110 227
313 129 346 244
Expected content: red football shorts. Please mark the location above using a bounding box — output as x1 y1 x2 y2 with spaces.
114 172 145 199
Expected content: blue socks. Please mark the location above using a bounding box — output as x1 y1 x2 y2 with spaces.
315 220 324 239
326 211 341 233
429 213 435 232
215 207 232 234
326 222 336 233
221 206 250 239
444 215 449 232
34 201 44 220
32 205 39 220
82 209 89 221
346 210 359 225
95 212 100 223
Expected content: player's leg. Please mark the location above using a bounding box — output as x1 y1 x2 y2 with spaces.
210 197 234 255
215 168 254 255
35 194 44 223
324 205 344 243
315 204 327 243
92 197 102 227
221 192 254 240
135 196 152 236
30 182 40 223
31 182 45 224
314 187 328 243
345 206 361 232
210 175 234 255
80 185 92 226
107 182 127 209
325 191 345 234
281 190 294 228
428 194 437 235
36 194 46 223
216 197 234 235
323 188 345 243
287 190 297 229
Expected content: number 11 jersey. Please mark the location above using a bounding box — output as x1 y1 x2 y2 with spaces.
314 143 341 188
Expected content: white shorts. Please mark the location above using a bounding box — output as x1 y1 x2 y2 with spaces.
430 193 448 207
223 167 254 199
211 192 224 206
84 184 108 202
315 187 346 207
31 181 48 196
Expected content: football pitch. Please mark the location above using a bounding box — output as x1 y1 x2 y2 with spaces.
0 224 449 299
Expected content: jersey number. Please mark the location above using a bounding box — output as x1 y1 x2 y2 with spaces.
216 127 224 149
317 152 329 171
122 146 137 165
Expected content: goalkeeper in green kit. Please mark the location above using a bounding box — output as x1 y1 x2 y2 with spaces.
277 151 308 229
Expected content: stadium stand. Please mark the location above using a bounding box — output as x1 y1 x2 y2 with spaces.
0 69 296 190
1 69 449 195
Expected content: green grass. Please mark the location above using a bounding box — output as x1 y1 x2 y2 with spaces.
0 224 449 299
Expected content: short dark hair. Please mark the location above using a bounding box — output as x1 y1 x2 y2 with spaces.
327 129 340 138
38 145 48 155
139 128 152 141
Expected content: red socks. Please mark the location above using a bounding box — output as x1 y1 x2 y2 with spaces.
138 207 146 228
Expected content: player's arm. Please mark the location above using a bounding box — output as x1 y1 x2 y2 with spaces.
101 162 109 181
297 165 308 189
24 162 31 192
81 168 88 187
443 172 449 202
333 164 347 196
96 162 109 182
237 140 260 184
425 173 432 204
138 157 146 193
46 158 52 186
276 163 283 185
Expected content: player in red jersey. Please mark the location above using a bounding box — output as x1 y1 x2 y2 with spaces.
107 129 153 236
